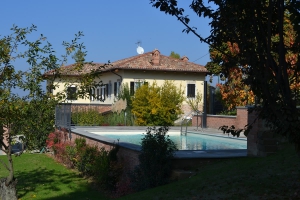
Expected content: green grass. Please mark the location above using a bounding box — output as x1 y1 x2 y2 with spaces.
1 144 300 199
119 144 300 199
0 153 108 200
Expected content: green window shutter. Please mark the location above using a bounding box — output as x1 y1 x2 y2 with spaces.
187 84 195 98
114 82 117 96
105 84 108 98
130 82 134 96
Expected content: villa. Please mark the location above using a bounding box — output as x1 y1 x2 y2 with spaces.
44 49 208 116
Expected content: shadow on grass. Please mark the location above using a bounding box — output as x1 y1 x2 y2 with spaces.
15 165 108 200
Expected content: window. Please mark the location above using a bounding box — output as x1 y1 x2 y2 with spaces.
114 81 121 97
96 87 101 100
67 86 77 100
187 84 195 98
130 80 147 96
90 87 95 101
99 85 106 100
90 84 108 102
104 84 108 99
108 81 112 98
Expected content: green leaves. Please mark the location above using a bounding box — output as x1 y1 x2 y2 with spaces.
131 80 184 126
169 51 180 59
131 126 177 191
71 110 103 126
0 25 103 188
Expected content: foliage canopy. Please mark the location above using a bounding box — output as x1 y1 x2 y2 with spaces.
131 80 184 126
169 51 180 59
150 0 300 150
131 126 177 191
0 25 103 199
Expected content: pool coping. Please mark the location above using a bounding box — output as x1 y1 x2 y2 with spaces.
71 126 248 159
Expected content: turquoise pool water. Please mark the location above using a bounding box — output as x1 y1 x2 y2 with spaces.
92 131 247 150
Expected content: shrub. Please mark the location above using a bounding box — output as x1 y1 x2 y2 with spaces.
131 81 184 126
65 145 77 168
102 110 134 126
75 137 86 150
76 145 98 176
73 138 123 190
47 132 123 192
218 109 237 116
131 126 178 191
71 109 103 125
46 130 72 165
92 148 110 183
113 175 134 198
92 145 123 190
46 130 66 153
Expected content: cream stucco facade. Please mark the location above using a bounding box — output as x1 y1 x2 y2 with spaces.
47 49 208 118
50 69 205 117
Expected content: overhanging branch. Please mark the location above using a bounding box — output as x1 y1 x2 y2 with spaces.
173 14 240 66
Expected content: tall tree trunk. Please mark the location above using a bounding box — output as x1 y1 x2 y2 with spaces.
0 178 17 200
6 144 14 186
0 125 18 200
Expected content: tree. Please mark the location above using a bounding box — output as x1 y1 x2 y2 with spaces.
131 80 184 126
186 90 202 112
10 98 57 150
0 25 100 199
72 49 86 63
216 67 255 110
169 51 180 59
186 90 203 129
117 83 132 110
150 0 300 151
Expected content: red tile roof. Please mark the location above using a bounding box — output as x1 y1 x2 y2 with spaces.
45 50 208 76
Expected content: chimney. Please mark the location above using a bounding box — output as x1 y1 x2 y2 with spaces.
181 56 189 62
152 49 160 65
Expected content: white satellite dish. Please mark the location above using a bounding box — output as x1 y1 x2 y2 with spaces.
137 46 144 54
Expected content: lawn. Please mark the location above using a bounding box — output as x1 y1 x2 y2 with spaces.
0 153 108 200
0 144 299 199
119 144 300 200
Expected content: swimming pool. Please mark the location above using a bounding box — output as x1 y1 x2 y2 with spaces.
91 131 247 150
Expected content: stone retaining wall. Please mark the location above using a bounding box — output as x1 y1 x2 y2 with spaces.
63 130 140 171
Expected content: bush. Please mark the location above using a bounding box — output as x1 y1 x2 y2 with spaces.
71 109 103 125
131 81 184 126
76 145 98 176
75 137 86 150
93 145 123 190
46 129 67 153
46 130 71 165
65 145 77 168
73 137 122 190
131 126 178 191
218 109 237 116
102 110 134 126
47 132 123 192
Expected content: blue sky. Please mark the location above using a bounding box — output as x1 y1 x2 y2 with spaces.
1 0 216 84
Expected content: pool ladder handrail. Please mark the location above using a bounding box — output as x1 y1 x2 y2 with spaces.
180 111 194 136
180 110 204 135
